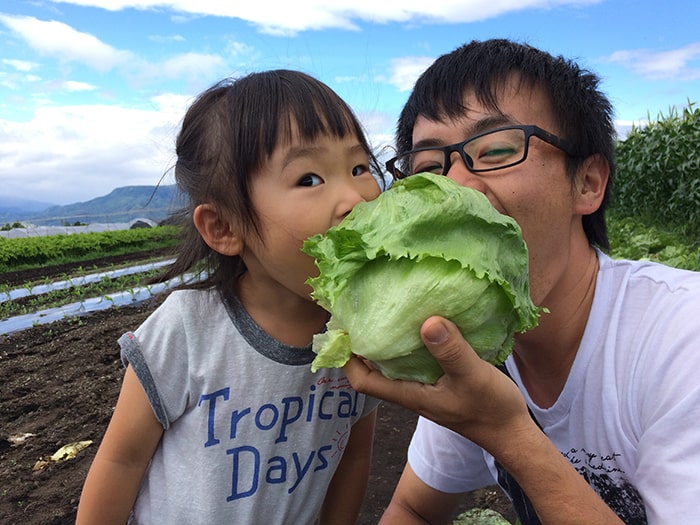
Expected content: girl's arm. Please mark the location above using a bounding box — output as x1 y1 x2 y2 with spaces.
76 365 164 525
319 407 377 525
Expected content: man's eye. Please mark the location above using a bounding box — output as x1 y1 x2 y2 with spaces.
412 161 444 175
298 174 323 187
477 144 519 163
483 146 516 157
352 164 370 176
411 151 444 175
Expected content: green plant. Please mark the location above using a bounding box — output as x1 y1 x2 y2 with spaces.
0 267 165 319
607 214 700 271
303 174 540 383
0 225 180 273
613 100 700 237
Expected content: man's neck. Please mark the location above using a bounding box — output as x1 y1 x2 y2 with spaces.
513 246 599 408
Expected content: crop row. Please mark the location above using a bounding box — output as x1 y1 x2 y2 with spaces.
0 226 180 272
0 267 167 320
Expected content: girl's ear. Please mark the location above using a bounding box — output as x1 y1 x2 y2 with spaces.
574 153 610 215
193 203 243 256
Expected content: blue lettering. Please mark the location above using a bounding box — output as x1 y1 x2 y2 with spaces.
319 391 334 420
277 397 303 443
315 445 331 472
230 407 251 440
198 388 229 447
288 451 315 494
337 391 354 418
255 404 279 431
306 385 316 421
266 456 286 484
226 446 259 501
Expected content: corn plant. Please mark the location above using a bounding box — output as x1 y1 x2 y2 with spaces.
613 101 700 237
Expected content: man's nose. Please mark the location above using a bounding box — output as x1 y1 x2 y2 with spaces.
445 152 487 192
444 150 473 179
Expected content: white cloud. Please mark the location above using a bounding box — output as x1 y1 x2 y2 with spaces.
3 58 38 72
148 34 186 43
384 56 435 92
63 80 97 91
138 52 228 83
0 14 133 72
45 0 602 34
226 41 256 60
604 42 700 80
0 96 190 204
0 14 236 94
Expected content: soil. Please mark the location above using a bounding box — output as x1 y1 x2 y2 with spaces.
0 258 516 525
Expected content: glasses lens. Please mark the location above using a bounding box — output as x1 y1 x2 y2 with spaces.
389 150 444 178
388 154 410 178
389 127 531 178
464 128 527 171
405 149 447 177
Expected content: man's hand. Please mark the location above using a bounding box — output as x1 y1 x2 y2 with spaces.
343 315 532 451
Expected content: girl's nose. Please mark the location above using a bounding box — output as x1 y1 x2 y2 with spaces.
339 178 379 220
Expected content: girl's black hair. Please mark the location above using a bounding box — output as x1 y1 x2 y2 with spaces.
396 39 616 250
158 69 383 291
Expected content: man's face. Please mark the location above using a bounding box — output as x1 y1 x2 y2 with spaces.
410 81 583 306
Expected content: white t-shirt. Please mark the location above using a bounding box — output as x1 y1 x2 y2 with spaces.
120 289 378 525
408 252 700 524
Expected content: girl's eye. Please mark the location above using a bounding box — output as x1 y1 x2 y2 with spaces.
352 164 370 176
298 174 323 187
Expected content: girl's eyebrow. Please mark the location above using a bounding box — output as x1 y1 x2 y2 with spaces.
283 140 365 164
283 145 322 164
348 142 366 155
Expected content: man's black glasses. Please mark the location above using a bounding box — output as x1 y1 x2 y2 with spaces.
385 125 579 180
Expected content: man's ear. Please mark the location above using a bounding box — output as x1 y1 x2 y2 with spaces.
193 203 243 256
574 153 610 215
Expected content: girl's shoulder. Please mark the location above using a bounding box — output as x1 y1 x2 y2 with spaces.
158 287 221 311
138 288 224 332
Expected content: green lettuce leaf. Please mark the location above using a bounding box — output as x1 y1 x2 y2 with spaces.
303 173 541 383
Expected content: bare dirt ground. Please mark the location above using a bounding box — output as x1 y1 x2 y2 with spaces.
0 257 515 525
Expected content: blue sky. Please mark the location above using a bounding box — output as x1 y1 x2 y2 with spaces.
1 0 699 205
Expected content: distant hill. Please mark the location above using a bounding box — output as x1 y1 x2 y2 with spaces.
0 197 56 224
1 185 181 226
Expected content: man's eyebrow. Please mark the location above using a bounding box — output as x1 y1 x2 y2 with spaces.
412 115 515 150
469 115 514 135
412 137 446 149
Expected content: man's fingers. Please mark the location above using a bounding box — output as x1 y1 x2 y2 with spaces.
343 355 427 412
420 316 476 375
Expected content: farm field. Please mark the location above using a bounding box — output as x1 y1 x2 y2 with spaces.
0 249 515 525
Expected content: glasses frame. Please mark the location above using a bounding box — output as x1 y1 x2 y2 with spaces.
385 125 579 180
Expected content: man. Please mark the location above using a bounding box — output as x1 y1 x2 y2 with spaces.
344 39 700 524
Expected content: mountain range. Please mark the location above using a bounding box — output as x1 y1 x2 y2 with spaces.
0 185 180 226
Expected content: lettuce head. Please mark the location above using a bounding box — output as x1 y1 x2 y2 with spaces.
302 173 540 384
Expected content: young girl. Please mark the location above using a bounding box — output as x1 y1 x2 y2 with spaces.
76 70 383 525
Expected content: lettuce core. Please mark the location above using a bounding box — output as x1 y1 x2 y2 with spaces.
302 173 540 384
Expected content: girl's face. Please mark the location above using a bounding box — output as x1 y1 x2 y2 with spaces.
240 131 381 302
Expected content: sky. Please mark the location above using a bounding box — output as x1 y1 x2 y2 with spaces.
1 0 699 206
